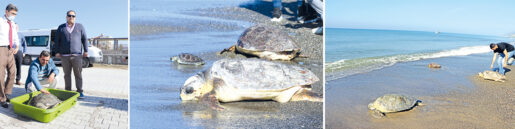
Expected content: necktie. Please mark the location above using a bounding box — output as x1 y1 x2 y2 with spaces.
8 20 12 49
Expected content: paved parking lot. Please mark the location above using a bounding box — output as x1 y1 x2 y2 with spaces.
0 65 128 129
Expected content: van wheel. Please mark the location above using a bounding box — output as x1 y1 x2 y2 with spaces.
82 58 90 68
23 55 32 65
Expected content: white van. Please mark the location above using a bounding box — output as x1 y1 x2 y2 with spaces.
19 29 103 68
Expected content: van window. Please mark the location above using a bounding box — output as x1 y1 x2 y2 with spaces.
26 36 49 47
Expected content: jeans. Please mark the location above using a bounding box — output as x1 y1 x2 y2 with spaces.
26 77 58 93
493 51 515 75
273 0 304 9
306 0 324 20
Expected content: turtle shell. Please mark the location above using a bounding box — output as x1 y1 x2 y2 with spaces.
479 70 505 81
208 58 318 91
237 24 300 52
30 93 62 109
369 94 419 113
177 53 204 64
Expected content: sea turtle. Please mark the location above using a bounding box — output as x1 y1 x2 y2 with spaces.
220 24 302 61
478 70 506 82
170 53 205 65
428 62 441 68
368 94 421 118
30 93 62 109
180 58 322 110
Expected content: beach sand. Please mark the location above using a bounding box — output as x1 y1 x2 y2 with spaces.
326 54 515 128
130 0 323 128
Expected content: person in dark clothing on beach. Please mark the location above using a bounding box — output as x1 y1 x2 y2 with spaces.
489 42 515 75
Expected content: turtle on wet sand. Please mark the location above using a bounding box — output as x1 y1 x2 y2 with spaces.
30 93 62 109
368 94 422 118
478 70 506 82
428 62 441 68
180 58 322 110
220 24 303 61
170 53 205 65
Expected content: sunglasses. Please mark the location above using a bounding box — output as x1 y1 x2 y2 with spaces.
67 15 76 18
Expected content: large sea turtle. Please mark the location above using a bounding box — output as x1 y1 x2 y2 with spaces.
478 70 506 82
220 24 302 61
180 58 322 110
30 93 62 109
368 94 421 118
170 53 205 65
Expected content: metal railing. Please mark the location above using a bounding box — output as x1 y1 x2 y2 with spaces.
89 38 128 65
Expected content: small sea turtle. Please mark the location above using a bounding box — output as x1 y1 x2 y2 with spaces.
478 70 506 82
368 94 421 118
180 58 322 110
220 24 302 61
170 53 205 65
428 62 441 68
30 93 62 109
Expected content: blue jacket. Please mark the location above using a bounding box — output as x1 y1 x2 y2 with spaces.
54 23 88 54
25 57 59 92
15 33 27 53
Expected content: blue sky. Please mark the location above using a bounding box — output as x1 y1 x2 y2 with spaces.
326 0 515 36
2 0 128 38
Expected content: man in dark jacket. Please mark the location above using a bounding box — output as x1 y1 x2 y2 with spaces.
54 10 87 98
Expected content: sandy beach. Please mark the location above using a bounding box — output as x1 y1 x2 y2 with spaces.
326 53 515 128
130 0 323 128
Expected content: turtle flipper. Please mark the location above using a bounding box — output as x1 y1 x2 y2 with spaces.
371 110 385 118
201 78 226 110
290 88 323 102
297 54 309 58
201 94 224 111
219 45 236 54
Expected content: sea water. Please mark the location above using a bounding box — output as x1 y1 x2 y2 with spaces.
325 28 512 81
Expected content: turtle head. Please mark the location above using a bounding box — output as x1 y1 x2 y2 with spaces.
368 102 375 110
180 72 207 101
478 72 484 78
170 56 178 62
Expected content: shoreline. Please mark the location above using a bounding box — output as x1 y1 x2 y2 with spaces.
130 0 323 128
326 53 515 128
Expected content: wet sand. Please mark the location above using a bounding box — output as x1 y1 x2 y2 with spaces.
131 0 322 128
326 54 515 128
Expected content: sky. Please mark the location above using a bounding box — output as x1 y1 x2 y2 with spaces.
2 0 128 38
326 0 515 36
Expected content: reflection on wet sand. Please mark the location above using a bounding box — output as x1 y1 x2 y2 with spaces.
180 101 321 128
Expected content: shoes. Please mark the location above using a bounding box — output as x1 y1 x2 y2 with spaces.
271 7 282 22
297 3 306 23
79 92 85 99
1 102 8 108
297 16 305 23
15 81 23 85
312 27 323 35
508 57 514 65
6 94 10 103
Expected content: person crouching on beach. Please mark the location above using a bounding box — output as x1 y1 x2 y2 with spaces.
25 50 59 95
490 42 515 75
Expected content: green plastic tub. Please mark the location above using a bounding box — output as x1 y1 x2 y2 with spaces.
11 88 79 123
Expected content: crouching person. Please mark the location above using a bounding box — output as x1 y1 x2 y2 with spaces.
25 51 59 94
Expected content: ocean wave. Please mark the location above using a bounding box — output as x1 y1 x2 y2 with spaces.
325 45 491 81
